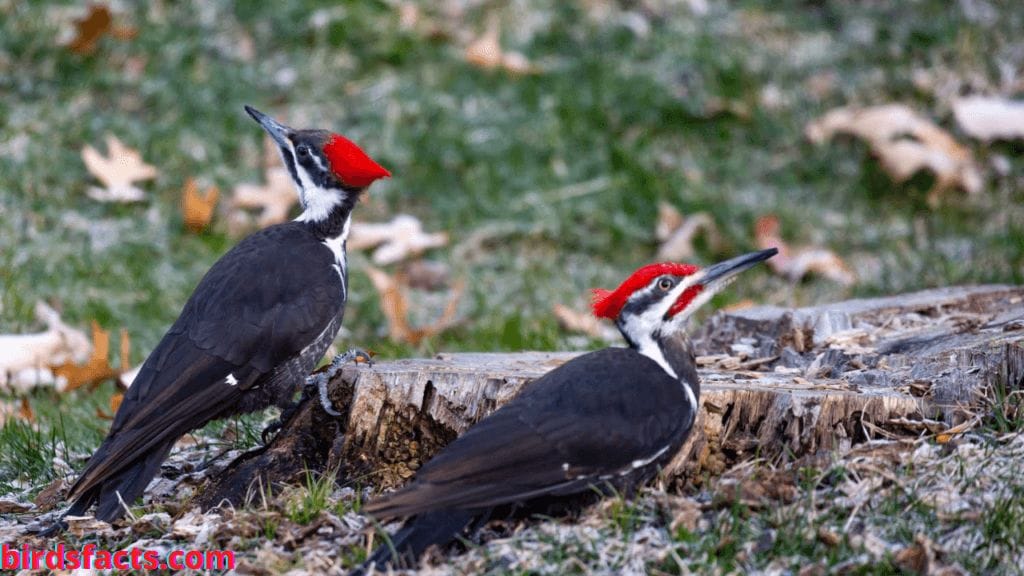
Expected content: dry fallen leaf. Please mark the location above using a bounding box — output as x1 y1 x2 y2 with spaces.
349 215 449 266
655 203 723 261
465 14 536 75
82 134 158 202
952 96 1024 141
52 324 131 392
806 104 982 206
755 215 855 286
181 178 220 233
64 4 137 55
0 302 91 393
230 138 298 232
552 304 620 343
364 265 463 345
98 392 123 420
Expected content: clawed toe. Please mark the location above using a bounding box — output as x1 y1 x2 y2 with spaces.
305 348 374 418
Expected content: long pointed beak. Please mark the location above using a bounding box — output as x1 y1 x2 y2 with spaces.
244 105 292 148
700 248 778 289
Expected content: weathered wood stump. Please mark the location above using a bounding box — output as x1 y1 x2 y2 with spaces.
202 285 1024 505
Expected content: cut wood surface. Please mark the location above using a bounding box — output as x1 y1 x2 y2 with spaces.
205 285 1024 501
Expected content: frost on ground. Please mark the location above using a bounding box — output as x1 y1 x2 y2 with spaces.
2 429 1022 574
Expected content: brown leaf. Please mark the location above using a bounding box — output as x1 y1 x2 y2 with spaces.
181 178 220 233
81 134 158 202
229 138 298 231
755 215 855 286
18 397 34 423
349 215 449 265
465 14 502 70
952 96 1024 141
66 5 137 55
655 203 723 261
0 301 91 391
52 321 118 391
33 478 66 511
806 104 982 205
552 304 620 343
365 265 463 345
98 392 123 420
465 14 536 75
67 4 111 55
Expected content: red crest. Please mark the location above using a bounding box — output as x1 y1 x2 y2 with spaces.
323 134 391 187
591 263 700 319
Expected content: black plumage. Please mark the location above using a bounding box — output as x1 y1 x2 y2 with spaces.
56 107 390 525
361 249 777 571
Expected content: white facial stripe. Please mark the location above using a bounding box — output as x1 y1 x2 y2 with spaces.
287 140 344 224
309 151 328 173
620 272 704 346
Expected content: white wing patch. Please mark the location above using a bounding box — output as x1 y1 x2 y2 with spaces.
225 373 238 386
626 444 670 473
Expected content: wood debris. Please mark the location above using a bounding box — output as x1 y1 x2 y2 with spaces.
63 4 137 56
364 265 463 345
552 304 620 343
0 302 91 393
655 203 723 261
952 96 1024 141
754 215 855 285
52 323 131 392
81 134 158 202
181 178 219 233
465 14 536 75
805 104 982 205
348 215 448 266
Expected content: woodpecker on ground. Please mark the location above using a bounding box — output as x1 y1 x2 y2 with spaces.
53 106 390 526
359 248 777 571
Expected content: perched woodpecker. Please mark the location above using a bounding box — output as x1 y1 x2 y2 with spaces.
57 106 390 525
360 248 777 570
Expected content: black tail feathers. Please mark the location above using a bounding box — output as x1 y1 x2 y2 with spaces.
356 509 477 574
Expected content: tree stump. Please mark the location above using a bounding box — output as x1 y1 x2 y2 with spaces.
202 285 1024 504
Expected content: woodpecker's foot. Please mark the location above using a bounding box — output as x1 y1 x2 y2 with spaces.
305 348 374 417
30 518 68 537
260 400 303 445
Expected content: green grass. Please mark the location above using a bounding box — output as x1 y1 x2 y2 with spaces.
286 467 338 525
2 0 1024 571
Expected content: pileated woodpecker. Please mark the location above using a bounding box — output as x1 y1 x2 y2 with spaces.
360 248 777 570
57 107 389 525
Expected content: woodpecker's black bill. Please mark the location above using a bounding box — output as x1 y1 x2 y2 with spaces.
700 248 778 289
244 105 292 148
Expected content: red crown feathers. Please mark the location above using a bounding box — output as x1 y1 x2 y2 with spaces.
323 134 391 188
591 262 700 319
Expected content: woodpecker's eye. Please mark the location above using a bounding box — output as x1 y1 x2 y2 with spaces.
657 278 674 291
296 145 310 158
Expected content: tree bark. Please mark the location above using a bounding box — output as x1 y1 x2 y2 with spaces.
203 285 1024 502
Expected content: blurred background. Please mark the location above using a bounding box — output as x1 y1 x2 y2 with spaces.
1 1 1023 491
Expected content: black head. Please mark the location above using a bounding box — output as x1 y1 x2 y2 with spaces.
244 106 390 224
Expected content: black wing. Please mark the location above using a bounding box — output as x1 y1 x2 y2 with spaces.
70 223 343 498
365 347 695 519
